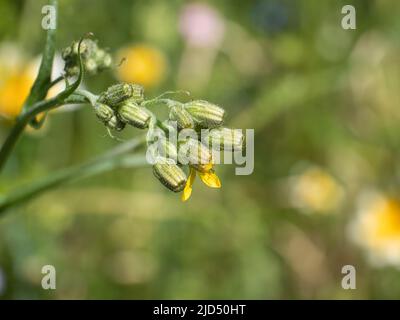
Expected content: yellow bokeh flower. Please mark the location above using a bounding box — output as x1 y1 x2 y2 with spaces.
0 50 68 126
0 44 34 120
182 164 221 202
349 192 400 268
116 44 167 88
289 166 343 213
0 70 33 119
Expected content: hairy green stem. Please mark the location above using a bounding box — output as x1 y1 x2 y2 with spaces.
75 89 99 106
0 135 147 215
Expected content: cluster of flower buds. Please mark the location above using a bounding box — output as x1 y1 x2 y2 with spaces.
62 39 113 76
93 83 151 131
57 33 244 201
148 98 244 200
87 81 243 200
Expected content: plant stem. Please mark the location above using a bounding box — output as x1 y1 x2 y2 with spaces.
46 75 64 91
75 89 99 106
0 135 147 215
25 0 58 130
23 0 57 112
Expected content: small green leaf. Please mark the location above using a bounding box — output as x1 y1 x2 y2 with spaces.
25 0 58 128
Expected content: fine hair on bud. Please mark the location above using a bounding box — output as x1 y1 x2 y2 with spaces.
154 138 178 163
62 38 113 76
169 104 194 130
117 100 151 129
204 128 244 151
184 100 225 129
99 83 144 107
178 138 212 170
106 115 126 131
94 102 114 123
153 162 187 192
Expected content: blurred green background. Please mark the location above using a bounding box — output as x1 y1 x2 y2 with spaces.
1 0 400 299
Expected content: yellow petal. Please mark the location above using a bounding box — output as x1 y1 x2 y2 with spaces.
199 171 221 189
181 168 196 202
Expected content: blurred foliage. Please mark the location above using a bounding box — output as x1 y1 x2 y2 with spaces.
1 0 400 299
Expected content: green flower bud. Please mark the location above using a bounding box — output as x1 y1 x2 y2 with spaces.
156 139 178 161
204 128 244 151
61 46 72 60
94 102 114 123
63 62 79 76
169 104 194 129
127 84 145 103
178 138 212 171
71 39 92 55
99 53 113 70
153 162 187 192
106 115 126 131
85 58 97 73
184 100 225 129
99 83 144 107
117 100 151 129
62 39 113 76
94 48 106 61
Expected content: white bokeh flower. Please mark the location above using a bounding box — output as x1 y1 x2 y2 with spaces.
349 191 400 268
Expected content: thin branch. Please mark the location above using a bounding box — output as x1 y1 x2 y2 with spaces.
47 75 64 90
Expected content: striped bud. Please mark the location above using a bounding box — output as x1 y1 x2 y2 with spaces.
204 128 244 151
117 100 151 129
99 83 144 106
169 104 194 129
153 162 187 192
156 139 178 162
184 100 225 129
94 102 114 123
178 138 212 172
106 115 126 131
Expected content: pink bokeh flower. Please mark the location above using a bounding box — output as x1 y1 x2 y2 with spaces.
179 3 225 48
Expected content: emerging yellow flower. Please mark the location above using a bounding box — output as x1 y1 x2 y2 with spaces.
182 163 221 202
116 44 167 88
349 192 400 268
